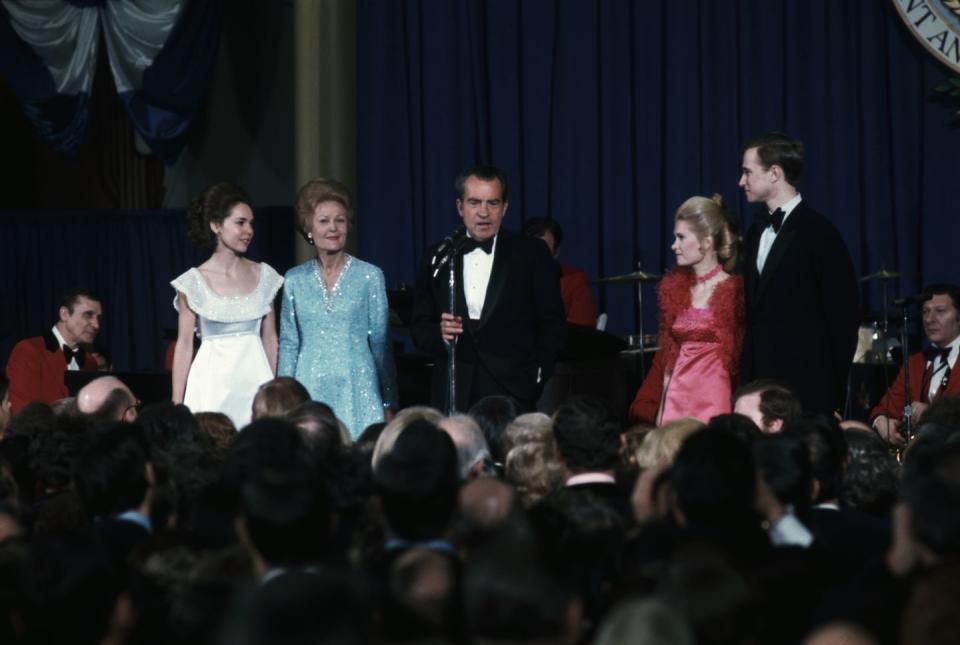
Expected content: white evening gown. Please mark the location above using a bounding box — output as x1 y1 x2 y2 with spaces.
171 264 283 428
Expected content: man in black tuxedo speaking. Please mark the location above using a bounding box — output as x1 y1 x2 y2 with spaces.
739 133 859 415
412 165 567 412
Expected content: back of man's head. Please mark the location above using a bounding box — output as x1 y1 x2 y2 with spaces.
552 396 621 474
439 414 492 480
74 422 151 518
375 419 459 542
733 379 802 433
76 376 137 423
753 434 813 515
783 415 847 505
240 466 330 569
468 395 520 465
670 429 756 528
902 442 960 557
251 377 311 421
463 528 579 644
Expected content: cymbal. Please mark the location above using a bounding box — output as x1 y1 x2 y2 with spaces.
593 270 661 285
861 269 902 282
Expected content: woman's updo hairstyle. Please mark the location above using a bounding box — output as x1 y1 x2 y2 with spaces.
295 178 353 242
674 194 742 272
185 182 251 251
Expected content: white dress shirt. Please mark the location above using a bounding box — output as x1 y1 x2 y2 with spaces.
756 193 802 274
51 326 79 370
927 337 959 402
462 234 498 320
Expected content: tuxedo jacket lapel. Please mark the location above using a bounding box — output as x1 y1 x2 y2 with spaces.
755 209 802 305
478 234 509 328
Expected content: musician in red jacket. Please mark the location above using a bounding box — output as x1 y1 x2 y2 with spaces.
522 217 598 328
5 288 102 413
871 284 960 447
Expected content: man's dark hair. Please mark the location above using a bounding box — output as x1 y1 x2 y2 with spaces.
918 397 960 431
902 442 960 556
782 415 847 504
29 414 92 499
753 434 813 516
552 396 621 473
671 428 757 527
374 419 459 541
59 287 102 313
468 395 520 465
708 413 763 446
463 528 577 643
87 387 137 424
522 217 563 249
221 567 372 645
240 467 330 567
137 401 204 451
455 164 509 202
733 379 803 426
741 132 804 186
841 430 899 517
920 283 960 316
73 422 151 518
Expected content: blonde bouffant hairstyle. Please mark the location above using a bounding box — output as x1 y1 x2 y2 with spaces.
674 194 742 272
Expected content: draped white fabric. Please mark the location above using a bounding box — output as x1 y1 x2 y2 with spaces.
2 1 99 94
2 0 183 94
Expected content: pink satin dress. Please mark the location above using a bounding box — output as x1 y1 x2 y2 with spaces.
660 305 732 424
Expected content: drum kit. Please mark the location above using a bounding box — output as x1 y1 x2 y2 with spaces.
856 267 908 365
592 264 912 373
592 265 662 377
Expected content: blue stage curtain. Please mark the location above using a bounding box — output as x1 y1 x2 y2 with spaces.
0 207 296 372
0 0 222 163
357 0 960 336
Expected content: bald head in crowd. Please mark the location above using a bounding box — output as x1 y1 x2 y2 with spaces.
77 376 138 423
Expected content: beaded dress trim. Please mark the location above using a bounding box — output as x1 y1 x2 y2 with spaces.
313 255 353 312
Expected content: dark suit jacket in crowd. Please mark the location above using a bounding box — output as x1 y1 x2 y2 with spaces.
742 201 860 415
412 228 567 411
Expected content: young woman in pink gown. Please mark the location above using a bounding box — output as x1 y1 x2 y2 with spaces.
656 195 744 425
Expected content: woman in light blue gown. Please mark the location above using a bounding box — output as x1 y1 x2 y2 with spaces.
278 178 398 437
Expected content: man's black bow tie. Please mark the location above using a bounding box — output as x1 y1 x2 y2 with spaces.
63 344 85 366
923 345 951 363
758 208 785 233
461 236 494 255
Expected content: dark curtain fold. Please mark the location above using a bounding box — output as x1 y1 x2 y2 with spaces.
357 0 960 336
0 207 296 372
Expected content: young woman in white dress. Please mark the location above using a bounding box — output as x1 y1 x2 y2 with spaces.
171 182 283 429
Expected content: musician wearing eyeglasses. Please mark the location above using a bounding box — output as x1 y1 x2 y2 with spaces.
871 284 960 447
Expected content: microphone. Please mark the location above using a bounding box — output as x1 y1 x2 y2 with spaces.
431 225 467 266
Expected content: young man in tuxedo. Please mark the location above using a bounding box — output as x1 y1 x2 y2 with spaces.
5 287 102 413
871 284 960 447
739 133 859 416
412 165 566 412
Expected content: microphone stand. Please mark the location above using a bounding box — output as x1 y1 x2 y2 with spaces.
445 253 458 415
897 301 912 459
432 226 468 415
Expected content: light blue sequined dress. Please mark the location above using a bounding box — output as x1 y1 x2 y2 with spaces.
278 255 398 437
171 264 284 429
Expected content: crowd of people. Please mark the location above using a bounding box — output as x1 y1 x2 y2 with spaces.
1 371 959 644
1 131 959 643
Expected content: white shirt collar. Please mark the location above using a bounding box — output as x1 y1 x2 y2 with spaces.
771 193 802 228
51 325 73 349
